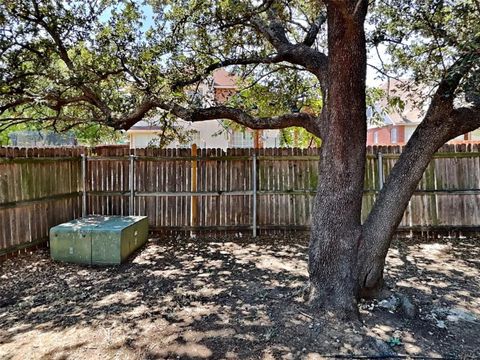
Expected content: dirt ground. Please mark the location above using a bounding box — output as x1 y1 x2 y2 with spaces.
0 234 479 359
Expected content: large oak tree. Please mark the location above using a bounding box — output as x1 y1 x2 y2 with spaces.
1 0 479 317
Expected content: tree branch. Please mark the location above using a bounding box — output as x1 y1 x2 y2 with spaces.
115 98 322 137
358 54 480 290
217 0 329 82
251 16 288 49
171 54 283 90
448 105 480 136
277 44 328 89
249 9 329 89
188 106 321 135
0 98 33 115
16 1 113 119
0 95 90 115
303 14 327 46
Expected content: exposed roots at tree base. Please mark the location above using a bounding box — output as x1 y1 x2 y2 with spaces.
359 277 385 300
306 283 361 322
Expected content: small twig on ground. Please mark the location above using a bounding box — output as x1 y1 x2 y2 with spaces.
296 307 314 320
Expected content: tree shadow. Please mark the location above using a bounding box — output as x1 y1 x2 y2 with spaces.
371 236 480 357
0 234 478 359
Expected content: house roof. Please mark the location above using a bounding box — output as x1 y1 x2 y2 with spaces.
127 119 223 133
128 69 238 132
371 79 424 127
128 119 188 132
213 69 238 88
386 110 421 126
127 125 163 131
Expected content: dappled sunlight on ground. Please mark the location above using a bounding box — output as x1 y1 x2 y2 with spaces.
0 234 478 359
385 238 480 317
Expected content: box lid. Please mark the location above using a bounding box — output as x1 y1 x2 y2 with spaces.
51 216 148 233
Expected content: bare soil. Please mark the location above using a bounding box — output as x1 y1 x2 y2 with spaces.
0 234 478 359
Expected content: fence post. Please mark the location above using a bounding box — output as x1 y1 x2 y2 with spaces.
191 144 198 232
81 154 87 217
252 151 257 237
377 151 384 190
129 154 135 215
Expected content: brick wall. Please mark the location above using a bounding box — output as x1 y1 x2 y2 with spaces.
367 125 405 145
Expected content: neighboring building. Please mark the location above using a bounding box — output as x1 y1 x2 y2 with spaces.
128 119 229 149
127 69 281 149
367 120 420 146
367 80 480 145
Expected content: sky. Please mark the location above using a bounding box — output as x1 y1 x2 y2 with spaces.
367 45 391 87
100 2 155 32
100 3 388 88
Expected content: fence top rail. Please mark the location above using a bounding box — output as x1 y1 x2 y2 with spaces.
1 151 480 163
2 143 480 160
81 151 480 162
2 141 480 150
86 155 315 161
0 156 81 163
0 146 86 158
85 155 308 161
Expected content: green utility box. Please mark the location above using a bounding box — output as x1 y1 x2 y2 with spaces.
50 216 148 265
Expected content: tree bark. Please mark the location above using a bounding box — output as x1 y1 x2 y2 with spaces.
307 5 480 314
308 1 368 317
358 120 452 297
358 99 480 297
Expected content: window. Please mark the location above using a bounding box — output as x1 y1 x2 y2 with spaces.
373 131 379 144
390 128 398 144
229 130 253 148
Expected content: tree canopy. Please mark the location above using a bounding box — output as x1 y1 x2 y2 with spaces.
0 1 312 134
370 0 479 106
1 1 477 136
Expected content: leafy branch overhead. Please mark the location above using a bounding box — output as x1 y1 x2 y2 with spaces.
0 0 479 138
0 0 324 134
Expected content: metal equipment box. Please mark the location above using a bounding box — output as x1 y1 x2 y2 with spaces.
50 216 148 265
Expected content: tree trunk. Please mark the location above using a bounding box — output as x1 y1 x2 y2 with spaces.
357 122 451 297
308 1 368 317
357 97 469 297
307 1 479 318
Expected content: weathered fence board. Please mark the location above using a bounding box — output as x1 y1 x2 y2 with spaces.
1 143 480 256
0 147 84 257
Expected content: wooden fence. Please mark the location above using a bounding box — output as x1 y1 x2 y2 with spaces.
0 147 84 257
1 143 480 257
